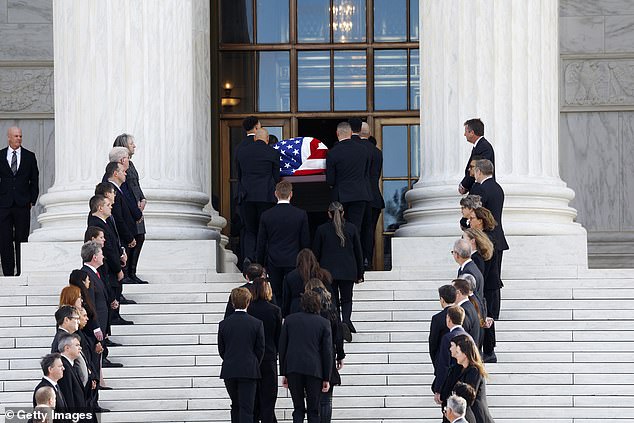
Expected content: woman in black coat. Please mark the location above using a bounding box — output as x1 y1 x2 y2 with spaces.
313 202 363 339
282 248 320 317
440 335 495 423
305 277 345 423
470 208 503 362
247 278 282 423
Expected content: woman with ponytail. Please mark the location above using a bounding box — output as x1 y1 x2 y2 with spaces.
313 202 363 341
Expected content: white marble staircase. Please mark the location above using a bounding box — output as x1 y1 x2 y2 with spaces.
0 269 633 423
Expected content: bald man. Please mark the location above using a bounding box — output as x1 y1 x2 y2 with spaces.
0 127 39 276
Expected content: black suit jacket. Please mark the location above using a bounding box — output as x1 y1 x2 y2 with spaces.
108 181 136 246
279 311 332 381
247 299 282 362
313 221 363 281
0 147 39 207
369 143 385 209
470 177 509 251
431 326 468 393
57 356 86 410
236 140 280 203
440 364 494 423
459 300 480 347
461 137 494 192
33 378 67 412
326 138 371 203
458 261 485 305
282 269 304 317
256 203 310 267
87 214 123 275
471 251 485 274
218 311 265 379
81 264 110 331
428 306 450 364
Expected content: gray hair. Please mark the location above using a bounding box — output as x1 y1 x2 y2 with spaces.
360 122 371 138
109 146 129 163
461 273 477 293
57 333 80 353
81 241 101 264
460 194 482 209
447 395 467 416
336 121 352 135
475 159 494 176
453 239 472 259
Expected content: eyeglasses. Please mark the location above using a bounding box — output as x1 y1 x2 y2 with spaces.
70 316 80 320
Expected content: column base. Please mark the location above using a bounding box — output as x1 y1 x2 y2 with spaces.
391 233 588 279
21 240 218 279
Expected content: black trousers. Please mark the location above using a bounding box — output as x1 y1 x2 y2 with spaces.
127 233 145 277
332 279 354 324
267 264 294 307
341 201 366 234
0 205 30 276
255 359 278 423
242 201 274 261
361 206 381 267
224 378 257 423
319 385 334 423
287 373 322 423
483 288 501 354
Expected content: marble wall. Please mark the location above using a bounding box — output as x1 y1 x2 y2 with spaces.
0 0 54 232
559 0 634 267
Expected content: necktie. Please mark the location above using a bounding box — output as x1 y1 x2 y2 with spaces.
10 151 17 175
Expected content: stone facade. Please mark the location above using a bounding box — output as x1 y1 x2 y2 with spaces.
559 0 634 267
0 0 53 232
2 0 634 267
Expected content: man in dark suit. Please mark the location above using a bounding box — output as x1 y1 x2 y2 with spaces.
432 306 468 404
471 159 509 256
453 239 485 305
218 287 265 423
326 121 371 233
0 126 39 276
256 181 310 306
105 162 137 255
429 284 457 365
234 116 261 268
452 279 480 347
33 353 67 412
458 119 494 194
56 333 87 411
280 291 332 423
88 195 134 325
236 127 280 263
359 122 384 269
471 159 507 363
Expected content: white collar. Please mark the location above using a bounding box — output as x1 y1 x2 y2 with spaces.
473 136 484 148
277 199 290 204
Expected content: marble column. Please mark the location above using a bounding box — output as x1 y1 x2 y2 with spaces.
30 0 221 241
393 0 587 274
22 0 238 274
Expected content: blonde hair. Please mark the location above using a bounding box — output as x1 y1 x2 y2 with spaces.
463 228 493 261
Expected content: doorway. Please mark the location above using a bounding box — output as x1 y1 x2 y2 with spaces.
297 118 346 149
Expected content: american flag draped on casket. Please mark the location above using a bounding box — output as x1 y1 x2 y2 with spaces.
275 137 328 176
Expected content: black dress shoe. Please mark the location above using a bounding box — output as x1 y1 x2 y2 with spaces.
104 339 122 347
99 385 113 390
103 358 124 368
345 321 357 333
119 296 136 305
110 317 134 325
131 275 149 284
482 352 498 363
120 277 137 284
95 406 111 412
